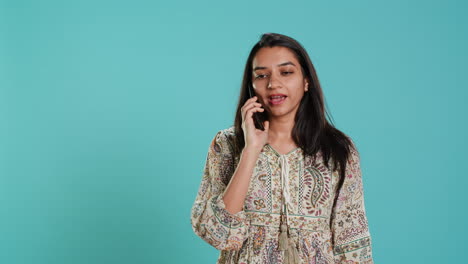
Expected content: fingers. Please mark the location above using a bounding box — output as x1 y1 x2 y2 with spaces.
243 104 264 123
244 96 261 108
243 103 263 121
244 106 264 122
241 96 263 121
241 97 261 112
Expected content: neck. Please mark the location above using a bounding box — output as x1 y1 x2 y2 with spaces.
268 116 295 142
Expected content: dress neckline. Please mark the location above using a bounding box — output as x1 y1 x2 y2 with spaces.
266 143 301 156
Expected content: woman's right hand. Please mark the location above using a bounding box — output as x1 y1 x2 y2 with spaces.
241 96 269 151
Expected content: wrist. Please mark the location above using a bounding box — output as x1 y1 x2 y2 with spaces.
242 145 263 156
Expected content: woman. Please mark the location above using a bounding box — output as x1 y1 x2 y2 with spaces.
191 33 374 264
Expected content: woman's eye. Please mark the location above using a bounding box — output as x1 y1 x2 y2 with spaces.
255 72 292 79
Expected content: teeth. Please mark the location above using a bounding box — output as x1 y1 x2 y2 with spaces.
270 96 285 99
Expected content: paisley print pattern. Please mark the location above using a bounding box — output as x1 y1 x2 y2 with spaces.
253 226 266 255
303 163 331 216
264 239 282 264
191 127 374 263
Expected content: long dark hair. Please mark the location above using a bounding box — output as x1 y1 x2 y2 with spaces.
231 32 355 193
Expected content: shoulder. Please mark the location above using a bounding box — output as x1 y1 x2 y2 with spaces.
221 125 235 136
222 125 236 141
341 132 359 156
343 135 361 170
211 125 236 154
214 125 235 141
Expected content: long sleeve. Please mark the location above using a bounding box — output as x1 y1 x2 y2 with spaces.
330 140 374 263
190 130 249 251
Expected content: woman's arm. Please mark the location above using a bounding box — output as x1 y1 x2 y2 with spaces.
330 140 374 263
190 130 260 251
222 145 261 214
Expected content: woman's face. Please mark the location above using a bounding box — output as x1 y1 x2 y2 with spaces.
251 46 308 120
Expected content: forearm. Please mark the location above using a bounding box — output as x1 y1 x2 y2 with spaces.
222 146 261 214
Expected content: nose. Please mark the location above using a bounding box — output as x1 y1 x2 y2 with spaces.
267 72 283 89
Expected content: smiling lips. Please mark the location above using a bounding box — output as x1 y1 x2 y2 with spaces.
268 94 287 105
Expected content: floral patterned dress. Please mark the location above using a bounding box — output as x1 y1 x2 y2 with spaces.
190 126 374 264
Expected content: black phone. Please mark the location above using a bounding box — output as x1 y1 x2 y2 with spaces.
248 86 266 131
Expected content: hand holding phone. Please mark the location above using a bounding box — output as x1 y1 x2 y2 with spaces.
248 87 265 131
241 89 269 151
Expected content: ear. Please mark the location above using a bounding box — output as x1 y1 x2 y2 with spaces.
304 78 309 91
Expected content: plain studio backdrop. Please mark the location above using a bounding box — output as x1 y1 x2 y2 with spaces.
1 0 466 263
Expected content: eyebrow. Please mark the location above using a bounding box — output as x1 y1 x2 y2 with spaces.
253 61 296 71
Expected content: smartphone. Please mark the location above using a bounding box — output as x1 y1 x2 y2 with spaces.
248 86 266 131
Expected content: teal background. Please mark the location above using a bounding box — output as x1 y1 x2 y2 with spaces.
1 0 466 263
